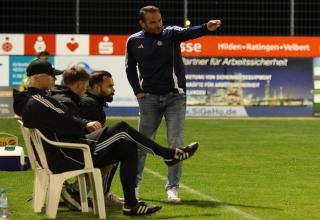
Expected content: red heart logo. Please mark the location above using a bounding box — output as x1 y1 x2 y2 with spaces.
66 42 79 52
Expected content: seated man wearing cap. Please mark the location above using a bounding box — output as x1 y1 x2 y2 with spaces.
13 59 199 216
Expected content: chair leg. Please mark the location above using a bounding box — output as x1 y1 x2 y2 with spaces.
92 170 106 219
89 173 98 215
33 169 48 213
46 176 64 219
78 174 89 212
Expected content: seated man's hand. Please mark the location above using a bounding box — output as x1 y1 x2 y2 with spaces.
86 121 102 132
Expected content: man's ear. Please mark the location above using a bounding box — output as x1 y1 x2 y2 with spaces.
92 84 100 93
73 81 83 91
74 81 80 88
139 20 145 29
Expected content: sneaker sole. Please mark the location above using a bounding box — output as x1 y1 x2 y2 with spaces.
165 142 199 165
123 206 162 216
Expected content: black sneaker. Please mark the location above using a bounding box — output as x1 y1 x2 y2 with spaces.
122 201 162 216
61 183 93 211
164 142 199 166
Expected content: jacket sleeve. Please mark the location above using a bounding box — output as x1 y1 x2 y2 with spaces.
79 100 100 123
171 23 209 42
26 97 88 138
125 37 143 95
59 99 90 125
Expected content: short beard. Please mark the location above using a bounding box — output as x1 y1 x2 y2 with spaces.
106 96 113 103
99 91 113 103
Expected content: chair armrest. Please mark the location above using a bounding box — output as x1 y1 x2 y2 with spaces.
35 129 94 169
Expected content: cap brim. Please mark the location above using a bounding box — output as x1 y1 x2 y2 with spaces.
53 69 64 75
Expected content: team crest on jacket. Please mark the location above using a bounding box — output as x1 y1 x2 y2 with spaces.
157 41 163 46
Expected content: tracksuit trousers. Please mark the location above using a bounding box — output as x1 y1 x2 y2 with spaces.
86 121 176 206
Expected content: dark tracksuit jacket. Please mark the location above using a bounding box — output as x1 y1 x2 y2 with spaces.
51 85 91 120
125 24 209 95
51 85 90 126
80 91 108 126
13 87 90 173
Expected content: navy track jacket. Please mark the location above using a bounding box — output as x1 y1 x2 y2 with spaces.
126 24 209 95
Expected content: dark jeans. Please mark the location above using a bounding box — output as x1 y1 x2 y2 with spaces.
137 92 186 190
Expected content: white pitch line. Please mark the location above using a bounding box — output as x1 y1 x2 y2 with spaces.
145 167 262 220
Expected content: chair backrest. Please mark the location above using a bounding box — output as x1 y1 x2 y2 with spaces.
18 120 39 169
28 128 95 170
28 128 50 171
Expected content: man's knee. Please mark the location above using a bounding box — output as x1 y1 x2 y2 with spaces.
116 121 130 130
118 139 138 155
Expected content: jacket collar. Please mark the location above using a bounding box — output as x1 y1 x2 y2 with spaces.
52 85 82 105
27 87 49 96
65 87 82 105
86 91 108 107
142 29 163 38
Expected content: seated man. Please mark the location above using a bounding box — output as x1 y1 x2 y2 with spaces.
51 70 121 209
79 70 119 207
13 59 199 216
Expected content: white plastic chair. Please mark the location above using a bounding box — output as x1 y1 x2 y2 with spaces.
18 120 48 213
20 123 106 219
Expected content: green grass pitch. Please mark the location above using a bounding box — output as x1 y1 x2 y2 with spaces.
0 118 319 220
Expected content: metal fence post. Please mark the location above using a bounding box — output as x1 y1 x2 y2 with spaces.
184 0 188 26
76 0 80 34
290 0 295 36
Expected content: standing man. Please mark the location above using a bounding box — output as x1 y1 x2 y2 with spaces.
126 5 221 202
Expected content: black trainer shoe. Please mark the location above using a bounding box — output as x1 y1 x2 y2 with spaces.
122 201 162 216
164 142 199 166
61 183 93 211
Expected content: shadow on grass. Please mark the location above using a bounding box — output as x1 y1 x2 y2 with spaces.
151 213 219 219
143 198 282 211
56 208 218 220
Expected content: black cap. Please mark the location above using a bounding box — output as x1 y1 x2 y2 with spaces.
26 59 63 77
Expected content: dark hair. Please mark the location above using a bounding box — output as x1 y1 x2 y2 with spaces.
139 5 160 21
37 50 50 57
89 70 112 88
63 66 90 85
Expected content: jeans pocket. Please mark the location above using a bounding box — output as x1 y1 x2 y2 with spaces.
137 93 151 103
